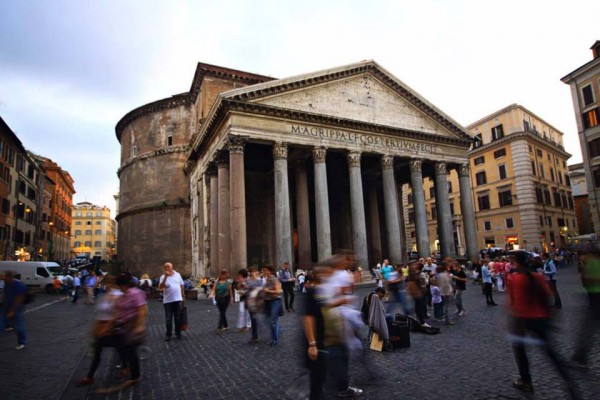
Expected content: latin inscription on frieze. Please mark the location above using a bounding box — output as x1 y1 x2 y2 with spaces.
290 125 438 154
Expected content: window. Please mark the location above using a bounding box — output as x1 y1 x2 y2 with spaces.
131 145 138 157
76 212 82 217
583 108 600 129
167 135 173 147
498 165 507 180
540 164 545 178
582 84 595 107
94 230 102 235
561 193 568 208
475 171 487 186
447 182 452 193
484 221 491 231
96 212 102 217
85 230 92 235
558 172 563 185
429 187 435 199
550 167 555 182
75 221 82 225
498 189 513 207
539 216 544 226
96 221 102 225
474 133 483 148
536 149 543 158
547 153 551 161
553 191 561 207
407 194 413 204
524 120 531 131
449 202 455 215
86 212 92 216
491 124 504 141
75 230 82 235
408 211 415 224
589 138 600 158
568 196 574 209
506 218 514 228
536 186 543 203
557 218 565 227
531 161 537 175
1 198 9 215
544 188 552 205
477 194 490 211
431 204 437 220
474 156 485 165
74 241 81 247
493 148 506 158
94 241 102 247
36 267 50 278
85 241 92 247
546 216 553 227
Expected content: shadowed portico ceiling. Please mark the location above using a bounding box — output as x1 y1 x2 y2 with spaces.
189 60 474 159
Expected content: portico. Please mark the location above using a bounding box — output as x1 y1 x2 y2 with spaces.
187 61 476 275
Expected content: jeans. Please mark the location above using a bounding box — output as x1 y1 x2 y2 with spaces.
249 312 258 340
413 296 427 324
326 345 349 392
454 289 464 313
282 282 295 311
308 349 327 400
433 303 443 320
265 298 281 343
215 296 230 329
484 282 495 304
122 343 141 380
0 307 26 345
164 301 182 337
442 295 452 322
547 279 562 307
72 286 80 303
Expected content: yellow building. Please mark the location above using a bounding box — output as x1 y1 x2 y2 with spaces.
70 201 116 261
562 41 600 239
403 104 577 256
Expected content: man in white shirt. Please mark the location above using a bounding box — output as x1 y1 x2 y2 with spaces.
158 262 185 341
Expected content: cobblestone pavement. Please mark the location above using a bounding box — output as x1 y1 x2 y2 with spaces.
1 264 598 400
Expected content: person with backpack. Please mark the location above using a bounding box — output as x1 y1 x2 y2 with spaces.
0 271 28 350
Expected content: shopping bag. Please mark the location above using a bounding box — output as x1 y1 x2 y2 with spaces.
180 305 189 331
370 331 384 352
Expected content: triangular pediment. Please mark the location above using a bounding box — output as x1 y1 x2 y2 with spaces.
222 61 471 141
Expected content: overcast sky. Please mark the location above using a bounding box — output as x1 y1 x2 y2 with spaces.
1 0 598 217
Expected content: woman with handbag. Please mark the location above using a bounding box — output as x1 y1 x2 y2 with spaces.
212 270 233 332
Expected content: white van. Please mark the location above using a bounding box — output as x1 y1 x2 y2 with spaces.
0 261 64 293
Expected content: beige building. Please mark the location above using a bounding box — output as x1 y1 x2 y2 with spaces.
403 104 577 255
71 201 116 260
562 41 600 240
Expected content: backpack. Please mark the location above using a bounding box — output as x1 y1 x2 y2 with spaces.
360 292 375 324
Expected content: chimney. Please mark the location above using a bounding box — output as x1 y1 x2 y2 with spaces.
592 40 600 59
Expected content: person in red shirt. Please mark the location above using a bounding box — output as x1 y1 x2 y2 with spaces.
507 251 579 398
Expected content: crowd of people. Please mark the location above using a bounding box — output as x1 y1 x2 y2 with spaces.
1 245 597 398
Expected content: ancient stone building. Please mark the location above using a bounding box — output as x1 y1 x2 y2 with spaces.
115 64 273 276
187 61 478 277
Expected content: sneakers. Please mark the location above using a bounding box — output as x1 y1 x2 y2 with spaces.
15 344 25 350
512 379 534 392
421 323 432 328
338 386 363 398
5 326 14 332
445 320 455 325
458 311 466 317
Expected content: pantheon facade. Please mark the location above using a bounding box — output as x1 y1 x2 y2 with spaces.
116 61 477 277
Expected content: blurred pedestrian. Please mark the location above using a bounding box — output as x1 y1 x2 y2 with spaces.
302 269 326 400
568 244 600 368
84 270 98 305
437 264 455 325
541 253 562 308
236 269 251 333
507 251 578 398
212 269 233 332
76 275 125 386
450 262 467 317
481 260 497 305
114 272 147 387
72 273 81 304
262 265 282 346
0 271 27 350
158 262 185 341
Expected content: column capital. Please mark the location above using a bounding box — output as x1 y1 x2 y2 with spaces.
272 142 288 160
434 161 447 176
458 163 470 177
227 135 247 154
409 158 423 173
312 146 327 164
347 151 361 168
381 154 394 170
215 149 229 167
